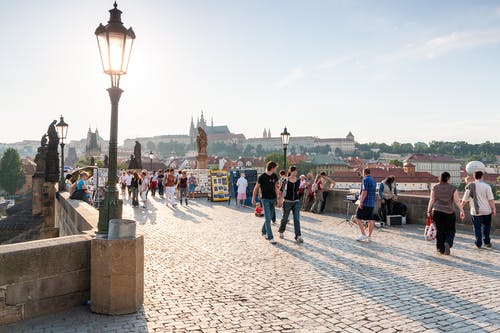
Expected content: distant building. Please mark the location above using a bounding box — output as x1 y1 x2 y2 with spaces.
222 157 265 173
315 131 356 154
307 154 351 175
245 131 356 154
404 154 461 185
378 152 403 163
66 147 78 165
332 167 438 191
189 110 245 144
85 127 103 158
0 141 38 158
123 135 191 149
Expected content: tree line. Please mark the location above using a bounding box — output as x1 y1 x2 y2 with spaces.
356 141 500 163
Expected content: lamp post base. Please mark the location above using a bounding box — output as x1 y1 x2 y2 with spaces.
97 188 123 237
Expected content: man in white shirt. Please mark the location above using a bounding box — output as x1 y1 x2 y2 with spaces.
462 170 497 248
236 173 248 207
125 171 133 200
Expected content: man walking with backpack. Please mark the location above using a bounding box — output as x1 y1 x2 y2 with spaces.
461 170 496 248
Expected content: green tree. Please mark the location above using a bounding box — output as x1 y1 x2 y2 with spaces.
265 152 286 171
0 148 26 195
76 156 93 167
388 159 403 167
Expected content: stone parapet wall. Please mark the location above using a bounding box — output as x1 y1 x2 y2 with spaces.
323 190 499 234
55 192 98 237
0 193 99 325
0 235 92 325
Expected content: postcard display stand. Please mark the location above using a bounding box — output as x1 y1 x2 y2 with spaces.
209 170 230 202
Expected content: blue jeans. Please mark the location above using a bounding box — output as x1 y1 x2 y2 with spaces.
320 191 329 212
471 214 492 247
261 198 276 240
279 200 301 238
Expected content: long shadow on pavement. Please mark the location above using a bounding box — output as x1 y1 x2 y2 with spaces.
301 225 500 279
276 239 499 331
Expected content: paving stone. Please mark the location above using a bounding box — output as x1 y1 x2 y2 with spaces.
1 198 499 333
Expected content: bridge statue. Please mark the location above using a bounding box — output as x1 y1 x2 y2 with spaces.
196 127 208 169
45 120 60 182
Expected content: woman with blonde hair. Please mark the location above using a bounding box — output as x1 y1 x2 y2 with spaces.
70 171 93 205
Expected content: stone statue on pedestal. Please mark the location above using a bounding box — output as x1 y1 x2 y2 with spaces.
196 127 208 169
128 141 142 169
196 127 208 155
34 134 48 177
45 120 60 182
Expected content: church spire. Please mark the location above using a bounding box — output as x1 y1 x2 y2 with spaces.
263 128 267 138
211 116 213 127
268 128 271 138
200 110 205 124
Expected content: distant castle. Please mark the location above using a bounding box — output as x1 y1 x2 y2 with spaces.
122 111 355 154
189 110 244 144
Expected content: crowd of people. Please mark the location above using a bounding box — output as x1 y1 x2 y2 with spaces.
66 162 496 254
67 168 198 209
117 169 198 208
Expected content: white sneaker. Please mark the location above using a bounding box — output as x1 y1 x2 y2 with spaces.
296 236 304 243
366 237 372 242
279 232 284 239
356 235 368 242
269 238 277 244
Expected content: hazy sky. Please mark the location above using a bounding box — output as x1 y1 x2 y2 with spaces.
1 0 500 145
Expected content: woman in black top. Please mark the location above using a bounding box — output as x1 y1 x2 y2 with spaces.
157 170 165 197
131 171 141 207
177 171 189 205
278 166 304 243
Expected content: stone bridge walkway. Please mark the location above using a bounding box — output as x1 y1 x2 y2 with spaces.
2 196 499 333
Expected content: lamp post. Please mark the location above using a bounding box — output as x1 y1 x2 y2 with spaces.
95 2 135 237
149 151 153 172
56 115 69 192
280 127 290 172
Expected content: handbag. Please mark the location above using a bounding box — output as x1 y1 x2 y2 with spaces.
424 215 436 241
70 189 86 200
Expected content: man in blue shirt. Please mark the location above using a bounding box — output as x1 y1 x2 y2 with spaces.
354 168 377 242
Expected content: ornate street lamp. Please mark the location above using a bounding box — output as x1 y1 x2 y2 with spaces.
56 115 69 192
280 127 290 172
149 151 154 172
95 2 135 237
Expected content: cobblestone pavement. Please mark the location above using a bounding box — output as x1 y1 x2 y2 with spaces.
2 196 500 333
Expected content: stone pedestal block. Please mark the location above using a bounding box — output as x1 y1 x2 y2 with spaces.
90 235 144 315
31 176 45 215
196 153 208 169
